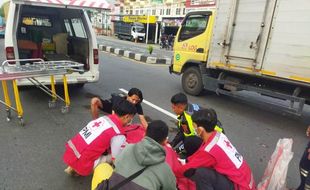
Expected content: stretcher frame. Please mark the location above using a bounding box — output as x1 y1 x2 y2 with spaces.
0 58 84 126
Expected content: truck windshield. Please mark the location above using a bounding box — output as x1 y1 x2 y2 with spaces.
136 27 145 33
178 14 209 41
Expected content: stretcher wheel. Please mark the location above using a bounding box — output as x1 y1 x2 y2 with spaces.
19 117 25 126
6 110 11 122
61 106 69 114
48 100 56 108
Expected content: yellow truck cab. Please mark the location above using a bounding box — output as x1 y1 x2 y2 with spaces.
170 1 310 115
170 10 214 95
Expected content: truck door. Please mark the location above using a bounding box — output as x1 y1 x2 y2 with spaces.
221 0 274 70
173 11 213 73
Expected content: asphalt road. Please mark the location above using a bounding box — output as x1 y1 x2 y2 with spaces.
97 35 173 59
0 38 310 189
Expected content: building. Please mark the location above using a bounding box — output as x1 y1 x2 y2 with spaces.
112 0 216 43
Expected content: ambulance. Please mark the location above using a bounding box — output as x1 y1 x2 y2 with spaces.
4 0 109 86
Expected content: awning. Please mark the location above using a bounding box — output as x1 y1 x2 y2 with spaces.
12 0 112 9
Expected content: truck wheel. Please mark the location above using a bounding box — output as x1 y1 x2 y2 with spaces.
182 67 203 96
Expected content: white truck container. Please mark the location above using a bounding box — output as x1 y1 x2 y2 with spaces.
170 0 310 115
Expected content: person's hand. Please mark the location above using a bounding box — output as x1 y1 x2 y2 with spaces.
306 126 310 137
308 148 310 160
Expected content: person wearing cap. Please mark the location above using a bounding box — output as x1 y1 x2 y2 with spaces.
63 99 137 176
170 92 223 149
90 87 148 128
176 109 255 190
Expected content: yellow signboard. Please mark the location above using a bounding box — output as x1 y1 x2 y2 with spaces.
123 16 157 24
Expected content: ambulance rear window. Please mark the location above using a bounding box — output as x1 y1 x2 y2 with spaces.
22 16 52 27
71 18 87 38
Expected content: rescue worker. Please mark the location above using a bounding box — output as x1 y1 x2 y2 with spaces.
296 125 310 190
63 99 137 176
170 93 223 148
176 109 256 190
90 87 148 128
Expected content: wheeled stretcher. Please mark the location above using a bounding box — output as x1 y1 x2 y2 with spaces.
0 58 84 126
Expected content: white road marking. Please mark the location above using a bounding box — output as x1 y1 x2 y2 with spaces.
119 88 178 120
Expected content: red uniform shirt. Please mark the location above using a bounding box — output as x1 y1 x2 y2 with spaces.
165 144 196 190
63 115 124 176
176 132 256 190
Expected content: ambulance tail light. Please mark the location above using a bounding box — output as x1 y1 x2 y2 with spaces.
6 47 15 62
93 49 99 65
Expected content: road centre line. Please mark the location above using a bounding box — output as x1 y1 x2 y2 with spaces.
119 88 178 120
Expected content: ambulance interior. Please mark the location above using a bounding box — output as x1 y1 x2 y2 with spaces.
16 5 90 70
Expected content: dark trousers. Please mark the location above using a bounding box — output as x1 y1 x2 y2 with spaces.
185 168 234 190
297 142 310 190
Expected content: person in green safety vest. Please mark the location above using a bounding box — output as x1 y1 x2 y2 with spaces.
169 93 224 149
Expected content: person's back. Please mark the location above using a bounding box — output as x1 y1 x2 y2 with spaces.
114 120 176 190
176 109 255 190
63 99 137 176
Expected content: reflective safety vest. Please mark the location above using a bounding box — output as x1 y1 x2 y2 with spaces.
178 104 223 137
63 115 123 176
177 104 199 137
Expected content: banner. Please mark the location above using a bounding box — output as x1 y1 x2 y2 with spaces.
123 15 157 24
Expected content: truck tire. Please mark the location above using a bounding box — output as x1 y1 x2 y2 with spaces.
182 67 203 96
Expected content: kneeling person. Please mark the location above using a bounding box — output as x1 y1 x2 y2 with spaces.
63 99 137 176
176 109 256 190
108 120 177 190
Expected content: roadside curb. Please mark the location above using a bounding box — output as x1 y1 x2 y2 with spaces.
98 45 172 65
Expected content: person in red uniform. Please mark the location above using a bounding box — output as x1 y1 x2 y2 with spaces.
63 99 137 176
176 109 256 190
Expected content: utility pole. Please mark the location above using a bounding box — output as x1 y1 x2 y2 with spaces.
101 10 104 35
105 10 108 35
146 10 150 44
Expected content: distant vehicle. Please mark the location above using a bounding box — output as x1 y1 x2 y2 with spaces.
114 21 145 42
170 1 310 115
5 0 99 86
0 16 5 38
160 34 173 50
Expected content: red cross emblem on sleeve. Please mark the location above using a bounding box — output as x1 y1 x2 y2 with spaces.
224 140 232 149
92 121 102 128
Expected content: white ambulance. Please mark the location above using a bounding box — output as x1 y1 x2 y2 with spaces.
4 0 108 86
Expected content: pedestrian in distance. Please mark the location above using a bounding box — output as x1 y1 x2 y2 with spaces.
295 125 310 190
90 88 148 128
104 120 177 190
176 108 256 190
63 99 137 176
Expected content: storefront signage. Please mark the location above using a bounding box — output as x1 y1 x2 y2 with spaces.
123 16 157 24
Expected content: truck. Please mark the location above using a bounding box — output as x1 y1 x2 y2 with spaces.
169 0 310 115
114 21 145 42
